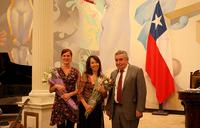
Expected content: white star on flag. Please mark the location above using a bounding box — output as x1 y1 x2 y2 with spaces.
152 14 162 29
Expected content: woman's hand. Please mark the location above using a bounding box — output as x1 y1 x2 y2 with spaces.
55 84 66 94
61 93 71 101
109 79 114 85
96 85 106 93
96 85 107 98
85 104 93 113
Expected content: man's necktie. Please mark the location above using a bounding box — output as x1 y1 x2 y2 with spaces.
117 70 123 103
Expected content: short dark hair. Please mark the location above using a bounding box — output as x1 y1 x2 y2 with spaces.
85 55 102 77
61 48 72 56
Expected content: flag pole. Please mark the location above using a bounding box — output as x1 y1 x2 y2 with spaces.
152 103 168 115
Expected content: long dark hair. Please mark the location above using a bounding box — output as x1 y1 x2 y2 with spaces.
85 55 102 77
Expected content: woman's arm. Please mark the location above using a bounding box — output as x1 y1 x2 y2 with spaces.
49 84 65 93
77 73 93 112
62 71 81 99
49 84 56 93
61 89 78 101
77 73 87 105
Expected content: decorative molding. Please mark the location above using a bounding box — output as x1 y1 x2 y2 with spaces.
17 95 54 109
22 103 53 110
24 111 39 128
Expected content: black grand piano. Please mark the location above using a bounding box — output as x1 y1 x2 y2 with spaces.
0 53 31 124
0 52 32 104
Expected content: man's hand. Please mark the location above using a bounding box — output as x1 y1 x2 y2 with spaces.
136 111 143 118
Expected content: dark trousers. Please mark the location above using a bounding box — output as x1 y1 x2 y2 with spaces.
112 104 139 128
57 119 75 128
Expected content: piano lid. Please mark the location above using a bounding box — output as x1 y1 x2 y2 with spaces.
0 52 32 98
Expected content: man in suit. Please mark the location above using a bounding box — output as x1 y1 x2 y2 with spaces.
106 50 147 128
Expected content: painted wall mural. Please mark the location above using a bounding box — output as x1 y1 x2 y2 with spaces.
53 0 132 73
7 0 33 65
100 0 131 72
0 0 104 72
0 1 10 53
0 0 33 65
0 31 7 45
1 0 200 110
53 0 103 73
0 0 132 73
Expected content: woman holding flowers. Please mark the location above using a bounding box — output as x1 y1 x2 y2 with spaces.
77 55 107 128
49 48 80 128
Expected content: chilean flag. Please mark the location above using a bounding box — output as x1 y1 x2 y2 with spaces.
84 0 95 4
146 1 175 104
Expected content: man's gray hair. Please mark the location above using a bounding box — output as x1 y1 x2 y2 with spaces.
115 50 129 60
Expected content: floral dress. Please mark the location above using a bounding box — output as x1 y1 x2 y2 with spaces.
50 67 79 126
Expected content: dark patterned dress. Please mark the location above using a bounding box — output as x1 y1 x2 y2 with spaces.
77 73 105 128
50 67 79 126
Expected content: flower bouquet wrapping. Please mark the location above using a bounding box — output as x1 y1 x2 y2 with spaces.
42 68 78 115
85 75 113 118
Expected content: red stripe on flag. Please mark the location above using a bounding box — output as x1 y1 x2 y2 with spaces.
146 34 175 104
84 0 95 4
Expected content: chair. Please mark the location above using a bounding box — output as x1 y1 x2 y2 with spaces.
190 70 200 88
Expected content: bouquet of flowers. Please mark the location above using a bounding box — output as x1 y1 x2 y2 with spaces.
42 68 78 115
85 75 113 118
